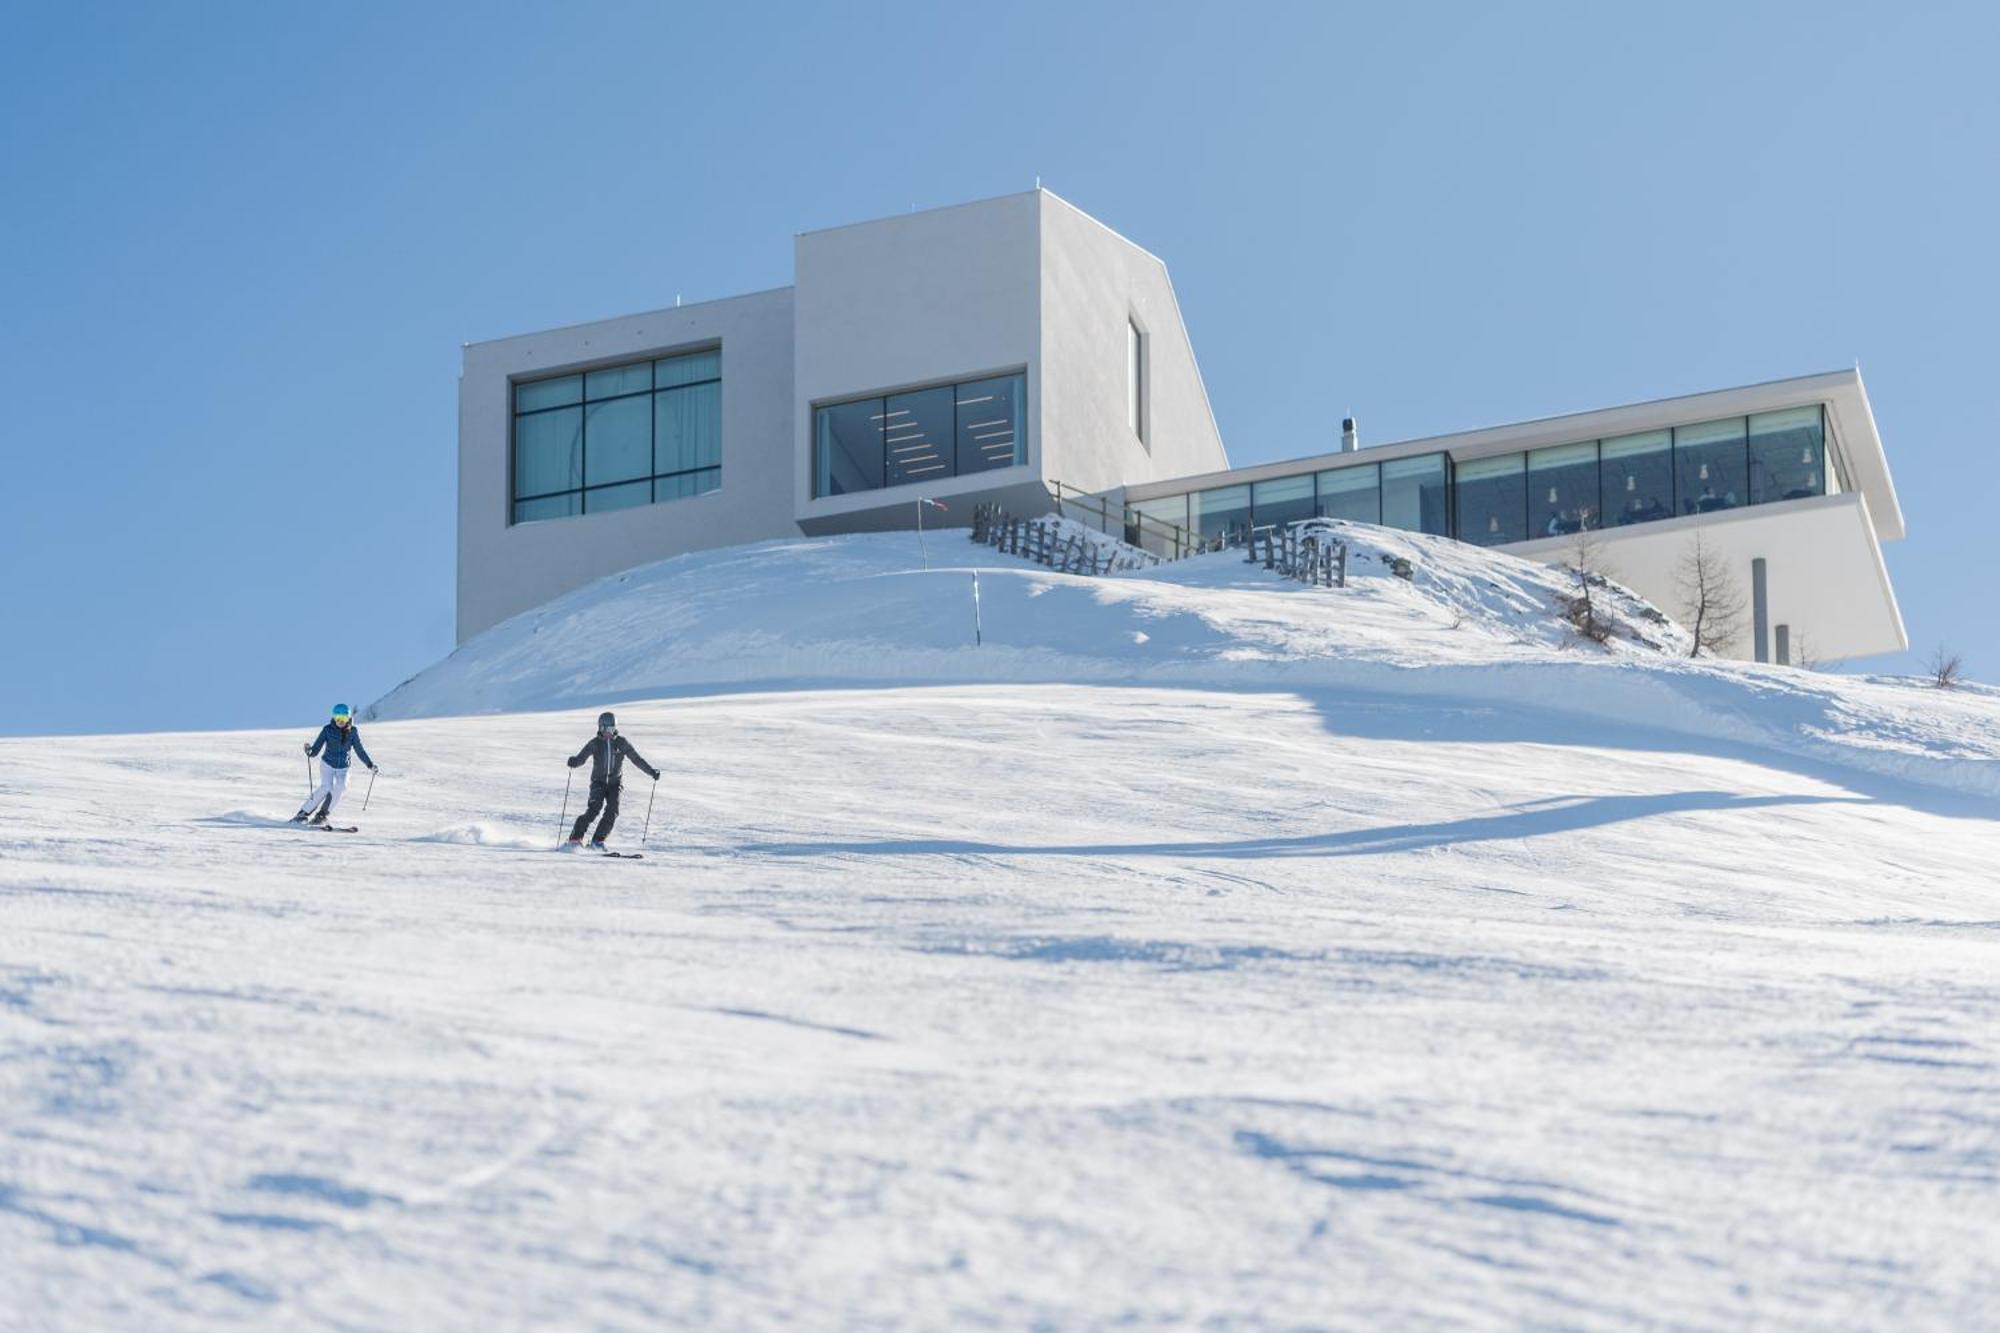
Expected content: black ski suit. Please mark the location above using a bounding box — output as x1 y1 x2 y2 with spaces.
567 732 659 843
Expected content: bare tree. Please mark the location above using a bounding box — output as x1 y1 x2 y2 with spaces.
1929 644 1965 689
1674 533 1747 658
1561 528 1616 646
1790 630 1822 672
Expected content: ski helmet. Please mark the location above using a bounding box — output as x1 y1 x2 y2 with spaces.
597 711 616 730
331 703 352 721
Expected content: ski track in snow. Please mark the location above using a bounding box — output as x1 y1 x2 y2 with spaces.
2 533 1998 1328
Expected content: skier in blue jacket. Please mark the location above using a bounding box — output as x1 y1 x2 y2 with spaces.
292 704 378 825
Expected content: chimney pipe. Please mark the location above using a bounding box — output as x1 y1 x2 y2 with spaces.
1340 416 1359 453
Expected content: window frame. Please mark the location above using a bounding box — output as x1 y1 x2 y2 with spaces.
1127 316 1148 448
508 345 722 525
811 369 1029 500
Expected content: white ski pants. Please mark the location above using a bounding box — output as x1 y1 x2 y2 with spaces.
298 763 349 819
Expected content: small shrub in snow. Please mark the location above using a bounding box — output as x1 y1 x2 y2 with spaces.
1929 646 1965 690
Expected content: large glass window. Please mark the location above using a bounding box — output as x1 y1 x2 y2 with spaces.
956 375 1027 476
884 386 955 488
815 397 883 497
515 374 581 413
1316 463 1380 524
1748 406 1825 504
1528 442 1600 538
813 372 1027 498
1675 417 1748 516
1192 484 1252 545
511 347 721 524
585 480 651 514
1456 453 1528 546
1601 430 1673 527
1381 454 1450 535
1252 474 1315 528
513 406 582 501
583 395 651 487
655 379 721 496
1125 493 1190 556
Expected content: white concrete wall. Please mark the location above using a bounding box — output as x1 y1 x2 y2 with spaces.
457 288 796 641
792 193 1043 526
1508 492 1906 662
1038 192 1229 495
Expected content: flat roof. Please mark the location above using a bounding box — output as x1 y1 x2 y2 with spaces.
1125 368 1904 543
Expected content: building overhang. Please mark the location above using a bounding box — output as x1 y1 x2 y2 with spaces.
1125 368 1904 545
1509 491 1908 661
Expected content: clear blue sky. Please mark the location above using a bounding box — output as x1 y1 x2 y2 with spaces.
2 2 1993 737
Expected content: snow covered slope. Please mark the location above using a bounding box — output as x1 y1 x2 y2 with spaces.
5 531 1997 1329
378 528 2000 801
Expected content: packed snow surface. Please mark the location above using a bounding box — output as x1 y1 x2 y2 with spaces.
5 530 1997 1328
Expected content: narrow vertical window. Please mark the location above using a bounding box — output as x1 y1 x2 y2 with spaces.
1127 318 1147 446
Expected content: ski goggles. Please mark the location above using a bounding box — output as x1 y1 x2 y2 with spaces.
332 710 353 723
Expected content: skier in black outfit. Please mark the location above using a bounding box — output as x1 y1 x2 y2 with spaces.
566 712 659 849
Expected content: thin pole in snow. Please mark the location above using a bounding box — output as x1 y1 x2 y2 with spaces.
916 497 948 570
971 570 983 647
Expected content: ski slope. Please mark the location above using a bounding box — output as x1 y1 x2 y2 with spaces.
4 531 1997 1329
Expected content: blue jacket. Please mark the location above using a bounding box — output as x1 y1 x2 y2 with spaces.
308 721 374 770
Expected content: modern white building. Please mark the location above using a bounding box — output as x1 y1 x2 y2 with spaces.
458 189 1906 663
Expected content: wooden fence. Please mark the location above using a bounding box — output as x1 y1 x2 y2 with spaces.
1246 523 1348 589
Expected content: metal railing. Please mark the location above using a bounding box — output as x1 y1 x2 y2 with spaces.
1050 480 1219 561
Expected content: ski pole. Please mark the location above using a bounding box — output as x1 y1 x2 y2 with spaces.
362 767 378 812
556 768 574 847
304 750 313 799
641 778 658 847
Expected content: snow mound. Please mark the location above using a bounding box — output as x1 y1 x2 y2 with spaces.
372 530 2000 801
197 809 298 829
413 822 548 850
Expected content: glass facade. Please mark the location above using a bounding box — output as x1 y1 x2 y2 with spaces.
1675 417 1748 516
1748 406 1825 504
1456 453 1528 547
1316 463 1380 524
814 372 1026 498
1251 474 1315 528
1125 453 1450 554
510 348 721 525
1381 454 1451 535
1116 403 1830 553
1529 442 1600 537
1603 429 1674 527
1193 484 1252 544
